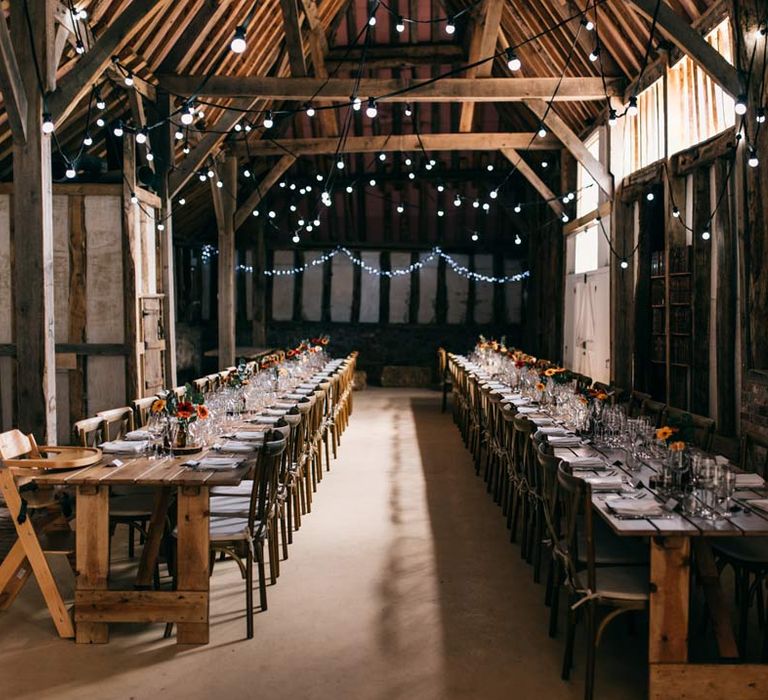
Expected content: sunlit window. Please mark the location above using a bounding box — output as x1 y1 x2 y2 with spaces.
624 79 665 175
574 225 599 274
667 18 735 155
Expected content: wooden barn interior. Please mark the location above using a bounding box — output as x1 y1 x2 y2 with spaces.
0 1 767 698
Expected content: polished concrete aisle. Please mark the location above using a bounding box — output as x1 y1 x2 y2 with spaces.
0 388 645 699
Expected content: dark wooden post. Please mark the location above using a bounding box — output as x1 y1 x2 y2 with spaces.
214 151 238 368
10 0 57 441
122 132 141 400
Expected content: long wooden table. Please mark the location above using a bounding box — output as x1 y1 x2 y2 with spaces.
26 452 253 645
554 442 768 700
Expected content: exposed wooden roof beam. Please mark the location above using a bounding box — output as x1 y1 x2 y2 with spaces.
280 0 308 77
299 0 338 135
0 14 28 142
158 75 623 101
47 0 171 125
526 99 613 196
460 0 505 133
500 148 564 216
626 0 742 98
235 132 559 157
157 0 223 72
234 154 297 229
325 42 466 69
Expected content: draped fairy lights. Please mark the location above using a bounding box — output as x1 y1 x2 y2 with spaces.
200 245 530 284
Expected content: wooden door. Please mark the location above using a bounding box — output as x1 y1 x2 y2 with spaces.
139 295 166 395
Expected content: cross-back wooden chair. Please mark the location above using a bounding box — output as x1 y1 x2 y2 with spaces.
96 406 135 441
73 416 104 447
132 396 157 427
740 430 768 478
641 398 666 428
0 429 75 638
627 390 651 418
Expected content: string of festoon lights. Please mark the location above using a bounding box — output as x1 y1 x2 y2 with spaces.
200 244 530 284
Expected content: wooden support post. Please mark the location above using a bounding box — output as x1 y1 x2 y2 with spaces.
216 153 238 368
10 0 57 442
122 134 141 400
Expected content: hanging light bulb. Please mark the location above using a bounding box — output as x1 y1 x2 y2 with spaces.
306 224 314 232
77 8 88 20
627 95 638 117
406 172 414 180
183 144 190 155
368 13 377 26
292 233 301 244
42 113 55 134
305 103 315 117
404 104 413 117
396 16 405 33
514 203 522 213
263 111 274 129
351 95 362 111
313 218 320 227
489 189 498 199
181 103 195 125
582 18 595 31
378 152 386 162
316 174 324 182
135 128 148 144
672 206 680 218
404 157 412 167
437 209 445 217
757 107 766 124
472 199 480 209
538 125 548 138
486 164 494 172
289 183 297 190
289 204 297 212
453 195 462 207
482 202 490 211
65 164 77 179
620 259 629 269
541 160 549 168
96 116 105 127
369 178 377 187
437 183 445 192
96 95 106 111
268 210 276 219
748 148 759 168
701 229 711 241
298 218 305 226
734 95 748 115
471 232 479 242
124 70 134 87
514 234 522 245
608 109 617 127
174 128 184 140
646 191 655 201
244 123 252 132
244 169 252 178
346 184 354 194
425 162 433 171
179 198 186 205
505 48 522 72
562 195 570 204
336 158 345 169
252 209 259 217
230 25 247 54
75 40 85 55
365 98 378 118
216 180 223 189
112 121 124 137
445 17 456 35
130 191 138 204
589 46 600 62
561 213 570 223
146 152 154 162
198 171 207 182
156 222 165 232
234 123 242 132
83 133 93 146
396 204 405 214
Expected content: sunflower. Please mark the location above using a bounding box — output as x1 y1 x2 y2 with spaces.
196 405 209 420
656 426 675 441
535 381 545 391
595 392 609 401
669 440 686 452
150 398 166 414
544 368 558 377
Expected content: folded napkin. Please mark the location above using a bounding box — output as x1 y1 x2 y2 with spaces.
747 499 768 514
537 426 571 436
100 440 149 454
517 406 538 414
735 473 766 488
584 474 624 492
215 441 259 454
124 429 151 441
294 389 316 395
230 431 266 441
503 394 523 402
271 402 297 409
249 415 281 425
297 384 318 390
530 416 556 425
548 436 582 446
567 456 608 469
263 408 287 416
187 456 244 471
605 496 664 517
281 394 307 400
511 398 532 406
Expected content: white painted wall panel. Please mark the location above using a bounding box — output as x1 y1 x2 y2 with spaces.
301 251 323 321
388 252 411 323
359 252 380 323
271 250 295 321
85 196 123 343
505 259 524 324
474 254 494 324
331 254 353 322
417 255 438 323
446 254 469 324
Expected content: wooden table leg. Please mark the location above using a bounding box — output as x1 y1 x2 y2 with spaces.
649 536 690 698
135 487 172 589
75 485 109 643
175 485 210 644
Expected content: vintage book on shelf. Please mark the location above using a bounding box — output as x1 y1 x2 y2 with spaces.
652 308 665 335
668 245 691 274
671 336 691 365
670 306 691 334
652 336 666 363
651 278 666 306
670 275 691 305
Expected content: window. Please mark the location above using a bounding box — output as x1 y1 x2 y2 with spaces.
577 133 600 217
574 225 599 274
667 18 735 154
624 78 666 175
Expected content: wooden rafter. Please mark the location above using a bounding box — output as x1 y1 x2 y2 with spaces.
460 0 505 133
235 132 559 156
325 42 465 69
158 75 623 101
280 0 308 77
525 99 613 196
627 0 741 98
300 0 339 135
234 154 297 230
0 13 29 142
500 148 564 216
47 0 171 124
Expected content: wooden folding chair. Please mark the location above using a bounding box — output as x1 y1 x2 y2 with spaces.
0 429 75 638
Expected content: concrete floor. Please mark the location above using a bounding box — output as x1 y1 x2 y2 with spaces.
0 388 647 700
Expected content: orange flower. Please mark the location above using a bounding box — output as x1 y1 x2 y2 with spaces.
196 404 209 420
595 392 609 401
578 396 589 405
544 368 557 377
150 399 166 414
176 401 195 420
535 382 545 391
669 441 686 452
656 426 675 441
